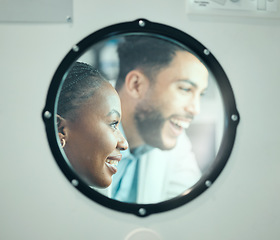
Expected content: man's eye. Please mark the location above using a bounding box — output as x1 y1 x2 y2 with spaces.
200 91 206 97
179 86 192 93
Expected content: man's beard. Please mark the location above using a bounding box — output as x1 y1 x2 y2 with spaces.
134 103 171 150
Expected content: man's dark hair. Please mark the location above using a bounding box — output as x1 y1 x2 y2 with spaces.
115 35 185 90
57 61 106 121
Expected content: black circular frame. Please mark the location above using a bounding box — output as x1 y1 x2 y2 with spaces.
42 19 240 217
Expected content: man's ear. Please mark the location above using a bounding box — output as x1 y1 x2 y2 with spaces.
56 115 68 141
124 70 149 99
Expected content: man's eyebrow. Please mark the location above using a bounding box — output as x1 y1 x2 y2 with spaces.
107 109 121 117
177 79 198 88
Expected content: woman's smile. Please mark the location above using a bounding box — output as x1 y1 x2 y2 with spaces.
105 154 122 174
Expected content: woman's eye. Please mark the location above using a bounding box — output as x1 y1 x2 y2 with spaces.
110 121 119 130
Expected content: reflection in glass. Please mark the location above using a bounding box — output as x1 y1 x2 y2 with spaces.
56 34 224 204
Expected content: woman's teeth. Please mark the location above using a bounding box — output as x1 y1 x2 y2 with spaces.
170 118 190 129
105 159 119 167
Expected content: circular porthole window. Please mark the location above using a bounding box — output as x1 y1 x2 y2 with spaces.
42 19 240 217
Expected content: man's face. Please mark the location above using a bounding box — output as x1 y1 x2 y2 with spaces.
135 51 208 150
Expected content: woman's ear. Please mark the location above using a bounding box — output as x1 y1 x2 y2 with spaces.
56 115 66 133
124 70 149 99
56 115 68 144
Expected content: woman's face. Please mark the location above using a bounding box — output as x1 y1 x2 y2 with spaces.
62 82 128 188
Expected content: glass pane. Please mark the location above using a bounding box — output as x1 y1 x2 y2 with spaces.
55 33 225 204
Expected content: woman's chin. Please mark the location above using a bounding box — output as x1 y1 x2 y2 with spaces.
83 175 112 189
95 176 112 189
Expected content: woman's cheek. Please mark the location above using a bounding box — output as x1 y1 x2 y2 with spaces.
101 131 118 152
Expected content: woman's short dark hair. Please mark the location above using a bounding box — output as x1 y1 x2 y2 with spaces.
57 61 106 121
115 35 184 90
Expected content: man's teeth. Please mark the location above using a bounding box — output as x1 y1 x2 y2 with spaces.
105 159 119 167
170 118 190 129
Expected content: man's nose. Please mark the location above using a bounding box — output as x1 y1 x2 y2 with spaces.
184 95 200 116
117 131 128 151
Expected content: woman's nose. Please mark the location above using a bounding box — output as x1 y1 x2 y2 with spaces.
117 131 128 151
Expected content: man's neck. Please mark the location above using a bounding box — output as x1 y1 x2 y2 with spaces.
121 117 144 150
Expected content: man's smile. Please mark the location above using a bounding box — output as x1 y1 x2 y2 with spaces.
170 117 192 129
166 116 194 138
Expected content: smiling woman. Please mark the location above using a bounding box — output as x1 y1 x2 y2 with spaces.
56 62 128 188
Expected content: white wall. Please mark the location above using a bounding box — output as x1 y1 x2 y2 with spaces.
1 0 280 239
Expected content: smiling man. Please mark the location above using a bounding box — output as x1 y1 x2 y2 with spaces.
111 35 208 203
